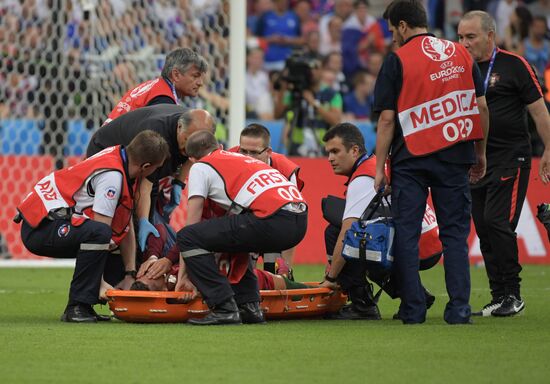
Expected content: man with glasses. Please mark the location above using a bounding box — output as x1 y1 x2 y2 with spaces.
230 123 305 276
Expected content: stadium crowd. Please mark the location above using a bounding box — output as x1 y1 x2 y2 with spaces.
2 0 550 156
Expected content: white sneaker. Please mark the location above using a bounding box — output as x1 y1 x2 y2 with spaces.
472 298 503 317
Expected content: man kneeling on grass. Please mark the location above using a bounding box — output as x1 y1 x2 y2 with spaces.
174 131 308 325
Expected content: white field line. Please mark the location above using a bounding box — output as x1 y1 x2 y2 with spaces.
0 259 75 268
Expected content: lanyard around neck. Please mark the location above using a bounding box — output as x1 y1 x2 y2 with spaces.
483 47 498 93
164 77 179 104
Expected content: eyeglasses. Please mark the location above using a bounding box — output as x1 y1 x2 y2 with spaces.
239 147 268 156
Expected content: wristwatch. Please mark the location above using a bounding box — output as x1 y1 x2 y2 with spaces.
125 270 137 279
324 274 337 283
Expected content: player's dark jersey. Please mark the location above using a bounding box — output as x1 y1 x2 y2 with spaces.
478 49 543 168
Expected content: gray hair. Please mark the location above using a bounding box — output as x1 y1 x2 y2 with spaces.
177 110 194 133
462 10 496 33
161 48 208 78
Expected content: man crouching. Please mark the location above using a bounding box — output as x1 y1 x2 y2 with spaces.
175 131 308 325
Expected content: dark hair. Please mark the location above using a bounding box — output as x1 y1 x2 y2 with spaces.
323 122 366 154
240 123 271 146
126 130 170 166
185 131 219 159
161 48 208 78
130 281 150 291
513 6 533 40
383 0 427 29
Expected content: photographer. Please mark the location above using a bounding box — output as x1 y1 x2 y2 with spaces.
274 54 342 157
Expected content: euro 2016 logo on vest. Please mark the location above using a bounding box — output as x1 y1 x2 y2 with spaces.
130 78 159 98
421 37 455 62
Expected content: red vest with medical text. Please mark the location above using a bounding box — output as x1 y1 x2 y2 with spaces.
17 146 135 244
229 146 305 191
104 77 176 125
348 155 442 262
396 35 483 156
199 149 306 218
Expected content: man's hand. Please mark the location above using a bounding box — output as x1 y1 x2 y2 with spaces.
138 218 159 252
539 148 550 185
115 275 135 290
175 274 198 303
469 153 486 184
162 183 183 220
319 279 339 290
137 255 158 278
144 258 173 280
374 169 387 192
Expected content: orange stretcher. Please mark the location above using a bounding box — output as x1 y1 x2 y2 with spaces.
106 284 347 323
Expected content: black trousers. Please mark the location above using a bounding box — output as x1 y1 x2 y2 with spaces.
471 166 530 299
177 209 307 307
21 218 112 306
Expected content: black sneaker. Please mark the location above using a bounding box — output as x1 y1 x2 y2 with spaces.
491 294 525 317
537 203 550 241
60 304 97 323
326 303 381 320
472 297 503 317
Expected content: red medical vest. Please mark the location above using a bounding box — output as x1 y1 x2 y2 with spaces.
396 35 483 155
229 146 304 191
17 146 135 244
199 149 306 218
104 77 176 125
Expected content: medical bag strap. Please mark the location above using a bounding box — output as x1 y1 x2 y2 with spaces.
359 190 391 223
357 190 393 300
357 190 385 261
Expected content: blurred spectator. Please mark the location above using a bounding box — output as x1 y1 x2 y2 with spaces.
0 66 38 119
503 6 532 54
495 0 518 45
322 51 348 94
275 58 342 156
245 48 274 119
524 16 550 82
255 0 304 71
293 0 318 36
342 71 374 121
319 15 343 55
319 0 353 48
247 0 274 35
304 30 323 61
463 0 493 12
341 0 384 78
528 0 550 28
366 51 383 76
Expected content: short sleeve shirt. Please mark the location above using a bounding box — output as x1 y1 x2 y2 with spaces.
73 171 123 218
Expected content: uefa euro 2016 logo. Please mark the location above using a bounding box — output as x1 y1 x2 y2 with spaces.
421 37 455 62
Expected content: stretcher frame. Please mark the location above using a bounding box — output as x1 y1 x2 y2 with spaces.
106 284 347 323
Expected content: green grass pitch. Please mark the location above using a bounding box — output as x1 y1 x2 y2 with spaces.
1 264 550 384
